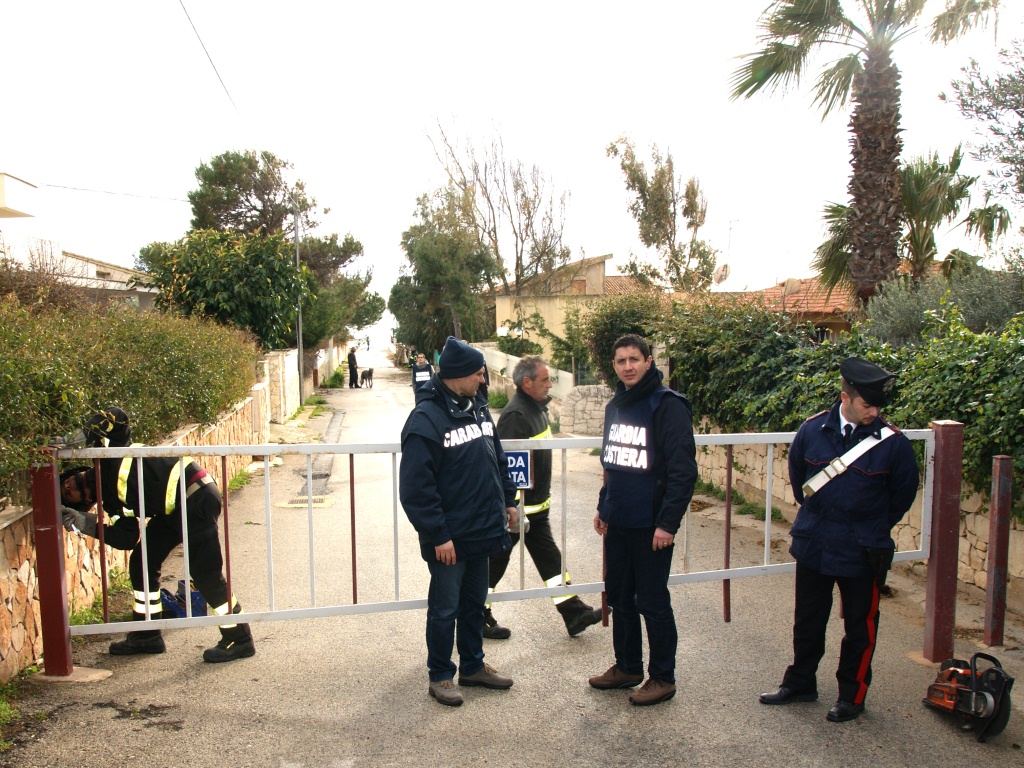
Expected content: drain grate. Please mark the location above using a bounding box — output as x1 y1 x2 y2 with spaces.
278 496 329 508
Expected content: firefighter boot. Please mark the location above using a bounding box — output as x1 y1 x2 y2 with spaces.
558 596 603 637
109 630 166 655
203 623 255 663
482 608 511 640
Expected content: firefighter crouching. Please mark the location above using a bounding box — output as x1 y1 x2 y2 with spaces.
60 407 256 663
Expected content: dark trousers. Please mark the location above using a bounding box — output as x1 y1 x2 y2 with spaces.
603 525 677 683
128 487 247 641
782 561 881 705
488 512 565 590
349 368 359 388
425 555 487 682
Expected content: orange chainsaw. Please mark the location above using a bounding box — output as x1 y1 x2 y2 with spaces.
923 652 1014 742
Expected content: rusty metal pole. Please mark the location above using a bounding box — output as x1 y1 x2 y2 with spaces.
723 445 732 623
984 455 1012 647
923 420 964 663
30 450 74 676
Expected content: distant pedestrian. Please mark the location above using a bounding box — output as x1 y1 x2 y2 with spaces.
411 352 433 391
348 347 360 388
399 336 518 707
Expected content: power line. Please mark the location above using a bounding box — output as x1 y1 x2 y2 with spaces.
42 183 188 201
178 0 240 116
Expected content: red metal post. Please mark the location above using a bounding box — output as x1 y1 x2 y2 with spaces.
723 445 732 623
984 455 1012 647
30 450 74 676
923 420 964 663
350 453 358 604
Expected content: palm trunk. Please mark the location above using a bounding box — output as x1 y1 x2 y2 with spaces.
846 48 904 305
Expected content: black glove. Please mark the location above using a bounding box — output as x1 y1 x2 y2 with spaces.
865 547 895 589
61 506 98 537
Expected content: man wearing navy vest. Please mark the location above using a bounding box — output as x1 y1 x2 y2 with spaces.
400 337 519 707
759 357 918 722
589 334 697 706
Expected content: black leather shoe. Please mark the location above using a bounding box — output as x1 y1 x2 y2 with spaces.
826 700 864 722
759 686 818 705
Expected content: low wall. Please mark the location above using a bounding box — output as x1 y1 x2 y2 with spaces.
558 384 1024 611
0 383 269 684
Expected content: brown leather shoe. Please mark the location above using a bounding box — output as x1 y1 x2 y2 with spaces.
458 663 513 689
428 679 464 707
588 664 644 690
628 677 676 706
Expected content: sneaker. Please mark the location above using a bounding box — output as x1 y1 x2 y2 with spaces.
203 638 256 663
109 633 166 656
483 609 511 640
628 677 676 706
458 663 513 689
428 679 464 707
588 664 643 690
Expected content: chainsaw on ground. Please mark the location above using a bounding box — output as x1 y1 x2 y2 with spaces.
923 652 1014 742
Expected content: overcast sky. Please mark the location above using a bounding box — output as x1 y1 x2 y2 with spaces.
2 0 1021 302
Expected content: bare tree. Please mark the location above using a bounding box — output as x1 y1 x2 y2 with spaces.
432 125 572 301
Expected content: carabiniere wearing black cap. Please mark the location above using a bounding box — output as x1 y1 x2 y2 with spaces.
758 355 919 724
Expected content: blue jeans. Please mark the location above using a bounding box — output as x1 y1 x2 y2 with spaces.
604 525 677 683
425 555 488 682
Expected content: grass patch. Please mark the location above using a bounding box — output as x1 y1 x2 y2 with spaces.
227 470 252 493
488 391 509 409
304 395 327 406
693 478 784 521
325 368 346 388
69 567 133 629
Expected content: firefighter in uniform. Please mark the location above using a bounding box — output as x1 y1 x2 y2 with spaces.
759 358 919 722
60 407 255 663
483 356 602 639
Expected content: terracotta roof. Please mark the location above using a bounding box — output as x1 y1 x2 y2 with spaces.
743 276 853 316
604 275 647 295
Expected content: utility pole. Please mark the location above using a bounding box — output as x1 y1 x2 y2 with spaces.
294 197 304 403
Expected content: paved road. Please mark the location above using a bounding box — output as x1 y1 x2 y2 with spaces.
7 350 1024 767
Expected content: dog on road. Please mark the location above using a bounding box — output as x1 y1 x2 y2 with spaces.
360 368 374 388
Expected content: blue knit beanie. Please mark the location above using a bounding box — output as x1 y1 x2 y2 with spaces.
438 336 485 379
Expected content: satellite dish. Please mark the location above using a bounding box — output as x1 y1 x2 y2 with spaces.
712 263 730 285
782 278 802 297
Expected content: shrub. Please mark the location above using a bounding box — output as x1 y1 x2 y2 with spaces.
585 291 668 385
0 301 259 498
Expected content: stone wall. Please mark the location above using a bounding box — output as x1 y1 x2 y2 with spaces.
0 385 270 684
557 384 1024 609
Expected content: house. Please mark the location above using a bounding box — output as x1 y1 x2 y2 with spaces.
58 251 157 309
493 254 646 355
725 276 854 339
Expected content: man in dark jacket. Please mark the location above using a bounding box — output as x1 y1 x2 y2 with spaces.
589 334 697 706
759 357 919 722
410 352 434 391
60 407 255 663
484 356 602 639
399 337 519 707
347 347 360 388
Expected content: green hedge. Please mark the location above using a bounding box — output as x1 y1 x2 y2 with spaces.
0 299 259 497
659 296 1024 512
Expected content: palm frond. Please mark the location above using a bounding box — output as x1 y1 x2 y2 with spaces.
730 40 813 98
811 202 854 296
930 0 1000 44
812 54 861 116
963 203 1012 246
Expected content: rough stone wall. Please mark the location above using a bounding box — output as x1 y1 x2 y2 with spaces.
266 349 300 424
166 396 264 486
560 385 612 436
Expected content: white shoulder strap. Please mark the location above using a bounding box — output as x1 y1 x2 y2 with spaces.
801 427 895 498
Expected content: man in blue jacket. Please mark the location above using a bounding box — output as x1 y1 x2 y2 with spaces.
589 334 697 707
399 336 519 707
759 357 919 722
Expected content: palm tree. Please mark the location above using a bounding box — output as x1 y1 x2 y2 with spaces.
731 0 1000 304
811 146 1012 290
